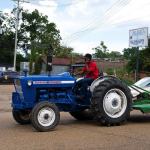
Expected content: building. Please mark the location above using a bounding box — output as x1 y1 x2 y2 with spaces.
41 57 72 75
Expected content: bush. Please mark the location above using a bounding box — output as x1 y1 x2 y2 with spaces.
106 67 134 85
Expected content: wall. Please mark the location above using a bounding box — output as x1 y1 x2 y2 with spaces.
96 60 127 72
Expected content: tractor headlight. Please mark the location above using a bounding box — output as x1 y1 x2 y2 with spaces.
27 80 32 86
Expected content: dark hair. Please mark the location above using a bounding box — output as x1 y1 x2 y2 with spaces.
84 53 92 60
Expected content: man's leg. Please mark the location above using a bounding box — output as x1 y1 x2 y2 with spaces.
80 78 94 97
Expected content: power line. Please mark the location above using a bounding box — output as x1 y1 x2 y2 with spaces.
64 0 131 43
29 0 84 7
63 0 132 44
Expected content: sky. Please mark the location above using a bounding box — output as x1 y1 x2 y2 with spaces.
1 0 150 54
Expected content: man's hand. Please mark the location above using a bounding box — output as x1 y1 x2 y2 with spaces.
85 65 91 73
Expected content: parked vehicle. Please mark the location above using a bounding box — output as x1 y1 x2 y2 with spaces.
0 70 19 84
130 77 150 97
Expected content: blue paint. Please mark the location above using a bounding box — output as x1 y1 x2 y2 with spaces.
12 72 91 112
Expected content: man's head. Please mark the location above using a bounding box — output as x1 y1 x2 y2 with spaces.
84 53 92 63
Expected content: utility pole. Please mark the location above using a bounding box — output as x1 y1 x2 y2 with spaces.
0 12 7 35
0 14 3 35
135 47 139 81
12 0 29 71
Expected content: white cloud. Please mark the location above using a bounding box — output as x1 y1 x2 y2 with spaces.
105 0 150 28
22 1 57 19
2 0 150 54
69 41 97 54
38 0 58 7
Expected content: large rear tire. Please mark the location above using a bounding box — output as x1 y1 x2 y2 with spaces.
31 101 60 132
91 78 132 126
70 109 94 120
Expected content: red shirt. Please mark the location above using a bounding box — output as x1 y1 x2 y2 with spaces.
82 61 99 79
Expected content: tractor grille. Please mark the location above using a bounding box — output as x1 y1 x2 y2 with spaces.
14 79 24 99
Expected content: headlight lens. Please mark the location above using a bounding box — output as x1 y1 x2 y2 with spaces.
27 80 32 86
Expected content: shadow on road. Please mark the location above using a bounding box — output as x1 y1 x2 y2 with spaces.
129 114 150 123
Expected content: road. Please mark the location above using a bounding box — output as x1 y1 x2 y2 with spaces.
1 85 150 150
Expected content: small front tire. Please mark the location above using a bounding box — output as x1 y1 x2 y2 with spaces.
31 101 60 132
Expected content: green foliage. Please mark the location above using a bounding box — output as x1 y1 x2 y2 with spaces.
20 9 61 51
0 32 15 64
116 68 134 85
0 11 15 65
109 51 122 60
106 67 134 85
20 9 62 73
106 68 114 75
54 45 73 57
34 56 42 74
0 9 79 73
93 41 109 58
123 47 138 72
123 47 150 72
93 41 122 59
123 47 137 60
140 48 150 72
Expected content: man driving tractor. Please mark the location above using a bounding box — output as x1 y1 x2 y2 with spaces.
75 53 100 99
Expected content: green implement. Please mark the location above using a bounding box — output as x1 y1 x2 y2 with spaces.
131 85 150 113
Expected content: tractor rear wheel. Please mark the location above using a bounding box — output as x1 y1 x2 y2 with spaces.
31 101 60 132
91 78 132 126
70 109 94 120
12 109 31 125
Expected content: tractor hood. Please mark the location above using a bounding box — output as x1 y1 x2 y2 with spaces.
15 72 75 88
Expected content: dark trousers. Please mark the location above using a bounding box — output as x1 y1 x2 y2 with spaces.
75 78 94 97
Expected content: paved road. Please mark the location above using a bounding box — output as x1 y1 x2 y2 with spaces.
0 85 13 112
1 85 150 150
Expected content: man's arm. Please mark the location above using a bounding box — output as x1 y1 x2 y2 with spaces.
74 67 86 76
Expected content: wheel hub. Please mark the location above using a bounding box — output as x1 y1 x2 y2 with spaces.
38 108 56 127
44 114 49 120
103 89 127 118
112 99 119 107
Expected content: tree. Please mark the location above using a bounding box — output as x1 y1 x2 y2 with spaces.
140 48 150 72
19 9 62 73
54 45 73 57
0 32 15 65
20 9 61 52
0 11 15 65
123 47 137 60
93 41 109 58
0 9 78 73
123 47 150 72
0 11 27 69
108 51 122 60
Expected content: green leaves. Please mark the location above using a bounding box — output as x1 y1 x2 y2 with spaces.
123 47 150 72
93 41 109 58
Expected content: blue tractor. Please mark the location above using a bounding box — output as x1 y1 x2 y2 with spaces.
12 72 132 132
12 47 132 132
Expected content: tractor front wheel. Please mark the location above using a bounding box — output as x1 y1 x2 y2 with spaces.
30 101 60 132
12 109 31 125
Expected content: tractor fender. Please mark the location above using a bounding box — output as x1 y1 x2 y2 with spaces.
76 77 84 82
90 76 119 93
